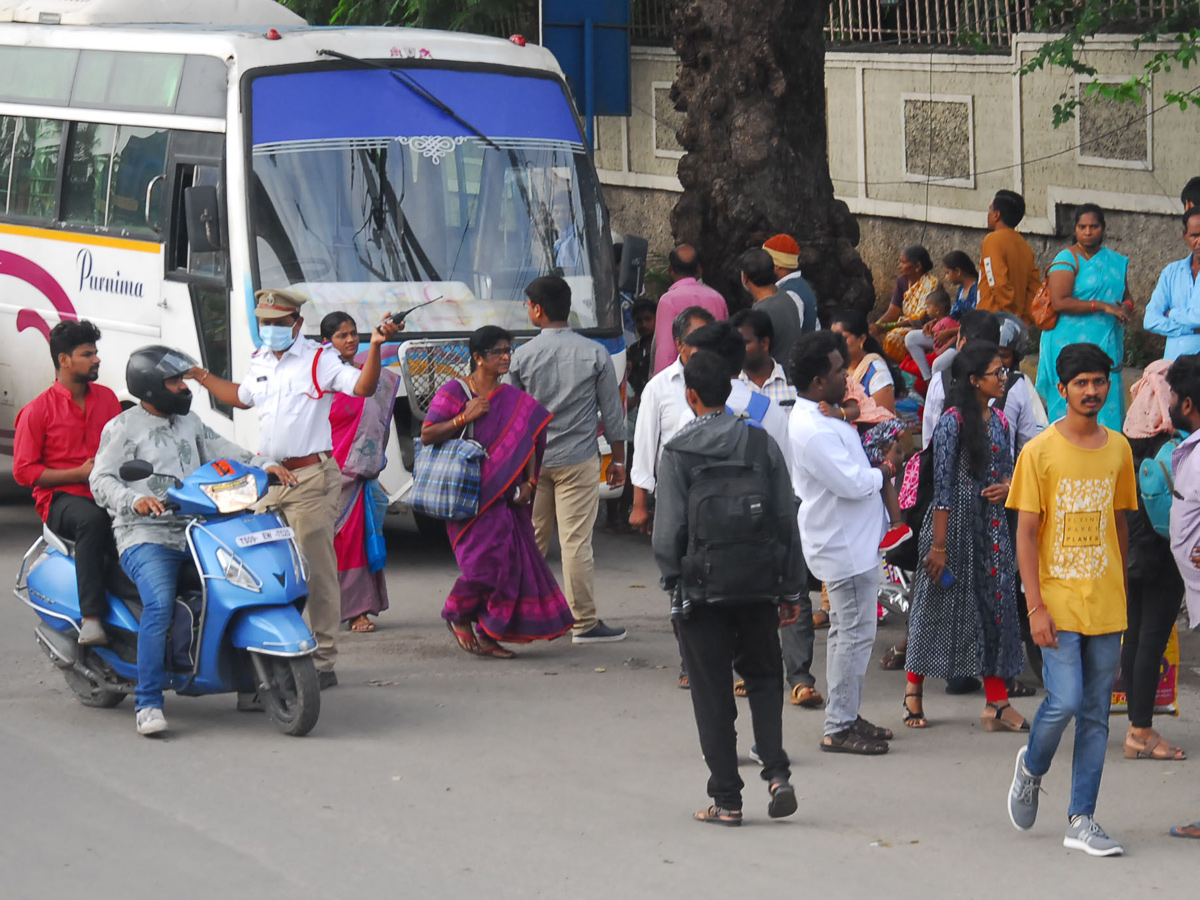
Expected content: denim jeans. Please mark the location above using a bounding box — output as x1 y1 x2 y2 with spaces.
824 566 880 736
1024 631 1122 818
121 543 191 711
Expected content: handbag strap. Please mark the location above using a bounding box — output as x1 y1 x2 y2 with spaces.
454 378 476 442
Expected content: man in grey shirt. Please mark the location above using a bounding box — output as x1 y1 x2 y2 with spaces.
91 345 287 736
741 248 801 372
509 276 629 642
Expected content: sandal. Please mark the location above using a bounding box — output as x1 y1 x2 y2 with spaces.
981 702 1029 733
446 620 481 655
734 679 747 698
678 673 690 690
821 728 889 755
879 644 906 670
767 780 798 819
1125 730 1186 760
791 684 824 708
349 615 375 633
694 805 743 826
1170 822 1200 839
903 686 928 728
476 633 517 659
1007 678 1036 698
851 715 893 742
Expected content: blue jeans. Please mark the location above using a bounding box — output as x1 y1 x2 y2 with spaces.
121 543 191 711
1024 631 1122 818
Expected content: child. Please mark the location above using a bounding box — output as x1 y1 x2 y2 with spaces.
819 398 911 552
935 252 980 359
904 287 954 381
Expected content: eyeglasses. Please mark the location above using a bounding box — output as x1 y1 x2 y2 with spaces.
983 367 1010 380
484 347 513 358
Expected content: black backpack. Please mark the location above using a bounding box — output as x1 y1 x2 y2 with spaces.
678 427 787 604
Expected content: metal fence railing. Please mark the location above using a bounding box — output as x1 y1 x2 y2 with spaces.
824 0 1197 49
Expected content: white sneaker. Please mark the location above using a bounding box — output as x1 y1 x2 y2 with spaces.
135 707 169 736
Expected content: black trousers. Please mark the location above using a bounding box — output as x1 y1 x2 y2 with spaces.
1123 570 1184 728
46 493 115 619
678 602 789 810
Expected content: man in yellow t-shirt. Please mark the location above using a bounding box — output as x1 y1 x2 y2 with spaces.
1004 343 1136 857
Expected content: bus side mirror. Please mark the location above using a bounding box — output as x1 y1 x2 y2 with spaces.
617 234 647 298
184 184 224 253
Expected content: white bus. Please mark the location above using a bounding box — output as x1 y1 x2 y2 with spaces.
0 0 629 514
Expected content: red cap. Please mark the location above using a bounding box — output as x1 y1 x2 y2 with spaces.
509 34 526 46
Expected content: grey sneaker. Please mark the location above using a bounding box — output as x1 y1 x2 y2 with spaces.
572 620 628 644
135 707 169 736
1064 816 1124 857
1007 746 1041 831
77 619 108 646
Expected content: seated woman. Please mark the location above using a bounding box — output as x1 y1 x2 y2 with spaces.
419 326 575 658
872 245 939 363
831 309 907 415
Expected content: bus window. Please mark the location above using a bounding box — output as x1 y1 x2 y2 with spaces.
109 126 168 235
63 122 117 228
9 118 62 222
0 117 15 213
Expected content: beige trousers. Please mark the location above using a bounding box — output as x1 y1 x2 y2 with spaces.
533 455 601 633
260 456 342 672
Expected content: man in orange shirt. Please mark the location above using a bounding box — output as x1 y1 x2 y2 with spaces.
979 190 1041 325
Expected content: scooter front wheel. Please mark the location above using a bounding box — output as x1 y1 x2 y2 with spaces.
253 654 320 737
62 668 127 708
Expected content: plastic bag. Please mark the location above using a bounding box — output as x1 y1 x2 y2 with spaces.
1110 624 1179 716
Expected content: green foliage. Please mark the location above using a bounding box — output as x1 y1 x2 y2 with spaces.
1012 1 1200 125
283 0 522 29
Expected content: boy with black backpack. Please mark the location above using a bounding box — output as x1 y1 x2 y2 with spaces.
652 351 803 826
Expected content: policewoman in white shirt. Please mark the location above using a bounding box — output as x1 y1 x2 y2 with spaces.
187 289 401 687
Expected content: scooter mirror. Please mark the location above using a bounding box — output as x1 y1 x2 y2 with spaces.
119 460 155 482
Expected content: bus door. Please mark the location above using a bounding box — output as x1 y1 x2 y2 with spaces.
163 131 231 427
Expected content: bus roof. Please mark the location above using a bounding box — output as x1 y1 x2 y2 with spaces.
0 0 305 26
0 3 563 80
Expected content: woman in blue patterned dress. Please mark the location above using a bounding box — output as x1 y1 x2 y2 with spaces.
902 341 1027 730
1035 204 1132 430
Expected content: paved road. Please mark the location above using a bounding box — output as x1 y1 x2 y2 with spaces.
0 487 1197 898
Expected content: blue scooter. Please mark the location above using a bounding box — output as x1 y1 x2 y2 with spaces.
14 458 321 736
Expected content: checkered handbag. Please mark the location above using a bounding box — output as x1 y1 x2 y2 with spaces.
410 388 488 520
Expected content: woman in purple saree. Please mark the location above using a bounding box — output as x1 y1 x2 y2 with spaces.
420 326 574 657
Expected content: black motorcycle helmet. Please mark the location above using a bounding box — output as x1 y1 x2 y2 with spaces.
126 345 197 417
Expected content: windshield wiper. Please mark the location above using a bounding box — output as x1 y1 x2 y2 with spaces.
318 48 502 153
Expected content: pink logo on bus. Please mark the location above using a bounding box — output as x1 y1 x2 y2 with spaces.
0 250 77 341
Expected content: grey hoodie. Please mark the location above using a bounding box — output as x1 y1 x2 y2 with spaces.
652 411 803 602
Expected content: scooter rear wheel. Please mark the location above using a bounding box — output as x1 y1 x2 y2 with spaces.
62 669 127 708
256 655 320 737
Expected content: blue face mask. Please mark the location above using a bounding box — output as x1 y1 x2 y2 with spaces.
260 323 297 352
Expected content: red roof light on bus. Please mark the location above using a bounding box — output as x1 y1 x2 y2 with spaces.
509 35 526 46
266 28 281 40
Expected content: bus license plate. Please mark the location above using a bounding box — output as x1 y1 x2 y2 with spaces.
235 527 295 548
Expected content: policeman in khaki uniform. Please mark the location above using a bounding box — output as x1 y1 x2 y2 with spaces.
188 289 401 687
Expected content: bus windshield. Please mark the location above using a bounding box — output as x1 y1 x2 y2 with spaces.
247 65 617 334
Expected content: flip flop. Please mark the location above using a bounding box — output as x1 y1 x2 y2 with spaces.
349 615 376 633
476 638 516 659
1170 822 1200 839
446 620 482 655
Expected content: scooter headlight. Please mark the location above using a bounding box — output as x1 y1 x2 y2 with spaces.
216 547 261 592
201 475 259 514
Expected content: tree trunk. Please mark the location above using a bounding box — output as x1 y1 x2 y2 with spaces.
668 0 875 320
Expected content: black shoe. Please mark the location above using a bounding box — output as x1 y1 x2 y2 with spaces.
572 620 628 644
318 670 339 690
945 676 982 695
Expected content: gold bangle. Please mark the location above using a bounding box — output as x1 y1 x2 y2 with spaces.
840 408 847 420
931 545 946 553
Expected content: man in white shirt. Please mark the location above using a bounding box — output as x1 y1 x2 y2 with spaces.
629 306 715 533
789 330 900 755
188 289 400 686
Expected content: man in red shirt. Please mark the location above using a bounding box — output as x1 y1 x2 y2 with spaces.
13 320 122 646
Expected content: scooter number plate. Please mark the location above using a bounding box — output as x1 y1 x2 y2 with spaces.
235 527 295 548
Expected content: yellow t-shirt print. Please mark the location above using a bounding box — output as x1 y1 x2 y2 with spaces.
1050 478 1113 580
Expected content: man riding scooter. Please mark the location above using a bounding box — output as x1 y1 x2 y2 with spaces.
90 346 292 736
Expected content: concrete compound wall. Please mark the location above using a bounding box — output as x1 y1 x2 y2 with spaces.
599 37 1196 345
